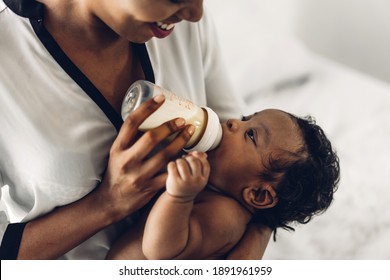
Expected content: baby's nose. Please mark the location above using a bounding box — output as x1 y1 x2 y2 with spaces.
226 119 239 131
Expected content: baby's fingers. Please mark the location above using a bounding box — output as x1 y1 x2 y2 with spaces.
185 152 210 177
175 158 192 180
183 155 203 177
167 161 180 178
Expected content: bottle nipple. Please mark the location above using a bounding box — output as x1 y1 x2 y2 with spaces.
184 107 223 152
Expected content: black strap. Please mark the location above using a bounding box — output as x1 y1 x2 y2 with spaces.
0 223 27 260
3 0 43 19
29 18 124 131
133 43 155 84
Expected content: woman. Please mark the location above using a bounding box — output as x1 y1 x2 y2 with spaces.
0 0 270 259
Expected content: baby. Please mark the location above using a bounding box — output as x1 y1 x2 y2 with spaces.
106 109 340 259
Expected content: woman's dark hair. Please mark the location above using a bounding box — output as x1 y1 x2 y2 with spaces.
251 114 340 240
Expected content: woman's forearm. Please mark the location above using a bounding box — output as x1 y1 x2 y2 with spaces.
16 190 115 259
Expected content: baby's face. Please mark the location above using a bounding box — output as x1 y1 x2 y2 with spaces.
207 109 303 199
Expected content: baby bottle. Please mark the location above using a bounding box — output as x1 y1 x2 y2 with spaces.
121 80 223 152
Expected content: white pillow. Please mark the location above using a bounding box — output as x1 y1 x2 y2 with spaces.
206 0 312 99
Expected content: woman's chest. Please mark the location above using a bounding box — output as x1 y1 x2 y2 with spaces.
63 45 145 114
0 71 118 206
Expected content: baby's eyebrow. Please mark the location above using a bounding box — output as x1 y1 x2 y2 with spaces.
242 112 258 121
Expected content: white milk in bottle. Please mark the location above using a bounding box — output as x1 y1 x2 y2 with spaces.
121 80 222 152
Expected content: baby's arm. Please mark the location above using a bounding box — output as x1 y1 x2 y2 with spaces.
143 152 239 259
142 152 209 259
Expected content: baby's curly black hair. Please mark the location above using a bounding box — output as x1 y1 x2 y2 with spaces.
251 114 340 239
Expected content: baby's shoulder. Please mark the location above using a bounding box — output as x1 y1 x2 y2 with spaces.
194 190 247 232
193 191 249 254
196 189 242 211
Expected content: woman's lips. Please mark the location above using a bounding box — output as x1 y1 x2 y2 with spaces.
149 22 175 39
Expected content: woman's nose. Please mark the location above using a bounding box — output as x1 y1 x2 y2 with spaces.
176 0 203 22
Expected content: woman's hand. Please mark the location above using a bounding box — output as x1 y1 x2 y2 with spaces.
14 95 194 260
97 95 195 222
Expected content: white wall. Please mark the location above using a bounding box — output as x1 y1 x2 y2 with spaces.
291 0 390 84
208 0 390 85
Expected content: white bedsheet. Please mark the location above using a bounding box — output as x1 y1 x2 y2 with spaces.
244 54 390 259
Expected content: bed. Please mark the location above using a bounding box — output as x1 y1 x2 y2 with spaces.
207 0 390 259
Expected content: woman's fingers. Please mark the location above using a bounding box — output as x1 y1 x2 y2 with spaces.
112 95 165 151
98 95 201 218
126 118 189 162
140 124 195 177
147 172 168 193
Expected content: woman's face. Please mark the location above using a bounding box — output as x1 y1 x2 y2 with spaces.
92 0 204 42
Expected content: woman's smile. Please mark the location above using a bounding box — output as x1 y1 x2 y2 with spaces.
149 21 176 38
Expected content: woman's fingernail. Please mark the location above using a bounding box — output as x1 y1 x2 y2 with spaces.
188 125 195 135
175 118 185 127
153 94 165 103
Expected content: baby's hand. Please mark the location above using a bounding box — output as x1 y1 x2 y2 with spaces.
166 151 210 201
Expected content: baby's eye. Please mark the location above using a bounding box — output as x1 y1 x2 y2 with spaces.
246 129 256 144
170 0 188 4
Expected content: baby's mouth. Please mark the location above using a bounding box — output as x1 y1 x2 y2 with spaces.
155 21 175 31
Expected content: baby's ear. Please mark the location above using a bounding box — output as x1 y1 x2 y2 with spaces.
242 184 278 210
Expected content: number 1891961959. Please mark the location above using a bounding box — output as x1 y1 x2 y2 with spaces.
212 266 272 276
